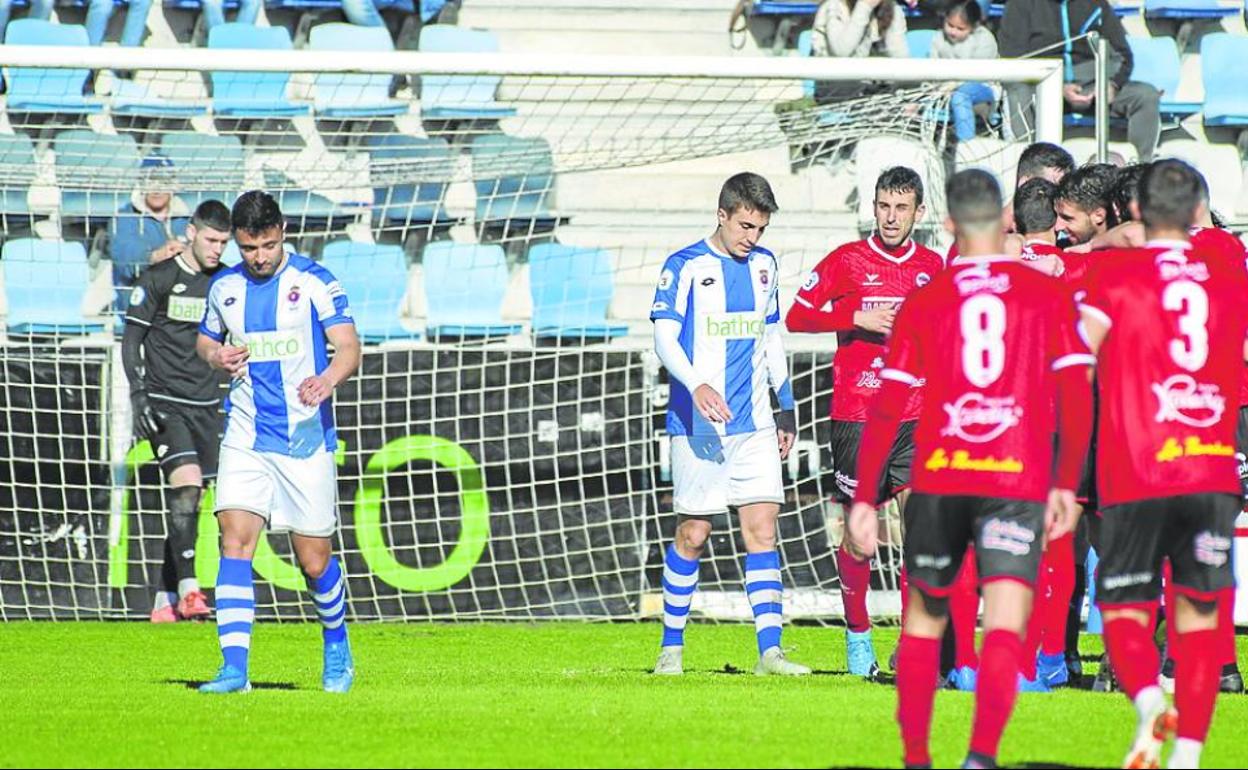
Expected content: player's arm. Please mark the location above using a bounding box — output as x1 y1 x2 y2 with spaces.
121 271 164 440
1048 295 1097 539
196 282 249 376
1065 220 1145 254
1076 303 1111 355
650 255 732 423
764 285 797 460
786 251 892 335
299 323 361 407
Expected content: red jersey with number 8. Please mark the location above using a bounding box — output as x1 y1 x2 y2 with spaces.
880 256 1094 500
1080 240 1248 507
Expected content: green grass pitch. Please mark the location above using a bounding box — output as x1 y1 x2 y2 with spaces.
5 622 1248 768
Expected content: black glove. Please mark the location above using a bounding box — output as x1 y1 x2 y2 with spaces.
776 409 797 436
131 390 163 441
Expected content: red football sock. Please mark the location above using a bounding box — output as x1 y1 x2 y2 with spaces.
896 634 941 767
1041 533 1076 656
1218 588 1236 667
1104 614 1161 699
950 550 980 670
838 544 872 633
1021 594 1045 681
969 629 1023 759
1176 628 1221 742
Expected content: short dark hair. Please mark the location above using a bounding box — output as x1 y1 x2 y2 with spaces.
1017 142 1075 183
943 0 982 25
1109 163 1147 223
1013 178 1058 235
717 172 778 215
1139 159 1203 231
946 168 1003 230
875 166 925 207
192 199 231 233
231 190 284 234
1055 163 1116 216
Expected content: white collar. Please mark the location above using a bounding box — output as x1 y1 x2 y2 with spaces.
868 233 915 264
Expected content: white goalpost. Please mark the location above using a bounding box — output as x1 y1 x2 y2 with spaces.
0 45 1063 621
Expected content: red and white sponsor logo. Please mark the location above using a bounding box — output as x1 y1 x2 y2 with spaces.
857 370 883 389
941 393 1023 443
954 271 1011 297
861 295 903 310
1158 260 1210 283
1194 531 1231 567
981 517 1036 556
1151 374 1227 428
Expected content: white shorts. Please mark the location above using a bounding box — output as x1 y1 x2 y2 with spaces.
671 429 785 516
214 445 338 537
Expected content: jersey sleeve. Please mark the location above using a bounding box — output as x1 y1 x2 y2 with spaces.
310 269 354 328
123 266 163 327
766 256 781 325
1076 258 1113 329
785 249 858 332
879 290 925 384
1047 290 1096 371
649 254 692 323
199 279 227 342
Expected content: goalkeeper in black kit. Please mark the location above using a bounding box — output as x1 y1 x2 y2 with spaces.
121 200 232 622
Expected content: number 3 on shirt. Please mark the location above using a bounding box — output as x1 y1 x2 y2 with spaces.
1163 280 1209 372
960 294 1007 388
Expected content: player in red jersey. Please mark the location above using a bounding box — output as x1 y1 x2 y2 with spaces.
1013 178 1066 277
847 169 1094 770
785 166 945 680
1078 159 1248 769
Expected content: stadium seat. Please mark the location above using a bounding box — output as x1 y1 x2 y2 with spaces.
3 21 102 115
418 26 517 120
471 134 556 228
906 29 936 58
367 134 454 229
54 130 141 220
421 241 522 338
749 1 819 13
528 244 628 341
308 24 407 118
111 78 210 119
1144 0 1238 19
1127 36 1200 118
0 134 37 224
1201 33 1248 126
319 241 420 343
1 238 105 334
159 133 245 210
262 166 364 231
208 24 310 118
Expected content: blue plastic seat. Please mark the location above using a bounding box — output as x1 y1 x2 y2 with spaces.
528 244 628 340
1145 0 1237 18
4 21 102 114
165 0 240 8
750 0 819 12
0 134 36 221
906 29 936 58
471 134 555 227
159 133 245 210
1201 33 1248 126
308 24 407 118
319 241 420 343
54 130 141 220
1127 36 1199 117
418 26 516 120
421 241 522 338
367 134 454 228
2 239 105 334
208 24 309 118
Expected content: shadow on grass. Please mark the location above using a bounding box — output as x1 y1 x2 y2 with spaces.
165 679 298 691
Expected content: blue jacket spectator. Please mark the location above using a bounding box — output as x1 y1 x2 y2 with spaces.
110 155 191 312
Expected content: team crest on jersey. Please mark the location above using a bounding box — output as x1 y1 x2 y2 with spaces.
759 269 769 286
172 283 186 294
940 393 1023 443
1151 375 1226 428
287 286 301 305
802 271 818 291
915 272 931 287
128 286 145 306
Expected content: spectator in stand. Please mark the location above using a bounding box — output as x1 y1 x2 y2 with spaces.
79 0 154 46
110 154 192 314
811 0 909 102
999 0 1160 161
200 0 260 29
342 0 459 29
930 0 999 142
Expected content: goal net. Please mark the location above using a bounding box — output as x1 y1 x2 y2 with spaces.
0 45 1062 620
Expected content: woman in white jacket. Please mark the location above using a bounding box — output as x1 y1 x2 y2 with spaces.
811 0 909 101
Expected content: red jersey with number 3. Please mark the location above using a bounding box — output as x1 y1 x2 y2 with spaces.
881 256 1094 501
1080 240 1248 507
790 235 945 422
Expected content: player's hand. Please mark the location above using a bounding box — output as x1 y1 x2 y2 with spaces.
1044 487 1081 542
130 390 162 441
847 502 879 558
149 240 186 264
854 307 896 335
776 409 797 460
211 344 249 377
1062 83 1094 110
298 375 334 407
693 384 733 423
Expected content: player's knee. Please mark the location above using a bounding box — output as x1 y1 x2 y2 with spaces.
301 554 330 580
220 536 257 560
674 519 711 556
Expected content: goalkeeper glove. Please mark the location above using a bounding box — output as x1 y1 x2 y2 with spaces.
776 409 796 436
131 390 163 441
